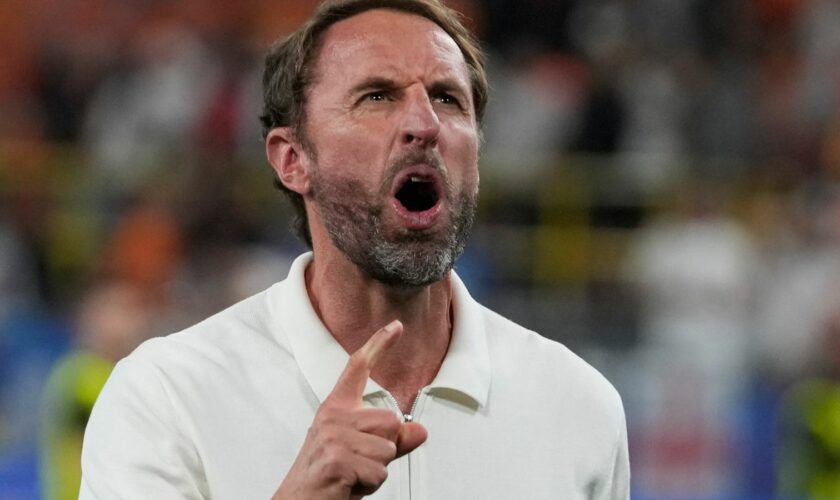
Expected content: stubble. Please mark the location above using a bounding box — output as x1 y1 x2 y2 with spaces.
309 151 477 288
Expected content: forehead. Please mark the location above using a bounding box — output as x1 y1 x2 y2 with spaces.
312 9 470 87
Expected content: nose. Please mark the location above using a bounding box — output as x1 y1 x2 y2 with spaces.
400 87 440 148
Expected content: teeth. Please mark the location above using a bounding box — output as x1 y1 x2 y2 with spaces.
410 175 429 183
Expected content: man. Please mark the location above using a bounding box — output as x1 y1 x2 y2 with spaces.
81 1 630 498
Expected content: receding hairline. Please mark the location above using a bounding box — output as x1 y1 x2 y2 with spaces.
308 9 472 84
318 6 464 41
305 8 475 101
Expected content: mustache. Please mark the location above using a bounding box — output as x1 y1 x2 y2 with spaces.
381 149 451 194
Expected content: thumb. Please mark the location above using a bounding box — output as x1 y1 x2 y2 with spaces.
395 422 428 458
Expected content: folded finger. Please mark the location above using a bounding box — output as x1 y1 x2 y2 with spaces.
349 455 390 497
348 431 398 463
352 407 402 441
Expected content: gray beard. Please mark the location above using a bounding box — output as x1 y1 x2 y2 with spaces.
310 166 477 289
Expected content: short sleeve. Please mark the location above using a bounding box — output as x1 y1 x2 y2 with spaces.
598 398 630 500
80 356 209 499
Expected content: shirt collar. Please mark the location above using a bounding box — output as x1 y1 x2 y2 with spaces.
269 252 490 408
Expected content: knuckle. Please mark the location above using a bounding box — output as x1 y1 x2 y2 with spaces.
359 466 388 491
380 412 401 435
319 427 341 446
375 465 389 484
306 424 324 445
383 440 398 461
386 411 402 427
315 404 334 420
320 457 348 481
314 407 342 428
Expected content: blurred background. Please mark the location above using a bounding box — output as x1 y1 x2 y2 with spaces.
1 0 840 498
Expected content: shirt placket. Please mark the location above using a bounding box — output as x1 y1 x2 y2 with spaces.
378 389 428 500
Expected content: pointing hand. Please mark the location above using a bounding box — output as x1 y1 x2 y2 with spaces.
272 320 428 499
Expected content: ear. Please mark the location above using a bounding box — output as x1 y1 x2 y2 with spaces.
265 127 312 195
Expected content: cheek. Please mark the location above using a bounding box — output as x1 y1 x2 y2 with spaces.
312 138 388 197
442 125 480 180
321 117 392 162
316 133 375 174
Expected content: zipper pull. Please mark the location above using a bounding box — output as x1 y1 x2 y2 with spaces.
383 389 422 423
404 389 422 423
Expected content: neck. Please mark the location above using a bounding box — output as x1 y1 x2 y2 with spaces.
305 248 453 412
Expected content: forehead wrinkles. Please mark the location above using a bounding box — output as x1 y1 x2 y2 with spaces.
311 11 471 91
427 29 469 79
313 32 369 78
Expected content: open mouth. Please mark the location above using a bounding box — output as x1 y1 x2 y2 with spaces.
395 175 440 212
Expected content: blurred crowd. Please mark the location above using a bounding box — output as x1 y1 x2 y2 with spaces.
2 0 840 498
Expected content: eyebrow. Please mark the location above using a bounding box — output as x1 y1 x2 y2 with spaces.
349 76 469 98
349 77 399 96
428 78 469 97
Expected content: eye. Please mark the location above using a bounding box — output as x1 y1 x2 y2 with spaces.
432 92 462 108
362 91 389 102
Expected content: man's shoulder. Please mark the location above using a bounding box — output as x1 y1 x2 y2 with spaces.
480 305 597 371
479 306 623 411
126 286 289 376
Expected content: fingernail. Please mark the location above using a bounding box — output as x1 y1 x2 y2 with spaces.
384 320 402 334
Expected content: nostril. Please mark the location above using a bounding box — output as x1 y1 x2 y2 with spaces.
403 133 424 146
403 130 438 147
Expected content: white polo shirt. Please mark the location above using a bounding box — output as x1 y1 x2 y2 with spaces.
81 253 629 499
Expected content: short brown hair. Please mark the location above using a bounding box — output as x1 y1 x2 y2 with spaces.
260 0 488 247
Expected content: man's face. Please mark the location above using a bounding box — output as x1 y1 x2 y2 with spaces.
301 9 480 287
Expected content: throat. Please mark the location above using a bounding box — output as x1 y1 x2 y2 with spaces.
367 298 454 412
396 179 438 212
307 257 454 402
383 388 422 417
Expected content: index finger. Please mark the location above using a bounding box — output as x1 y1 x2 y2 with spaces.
328 319 403 405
